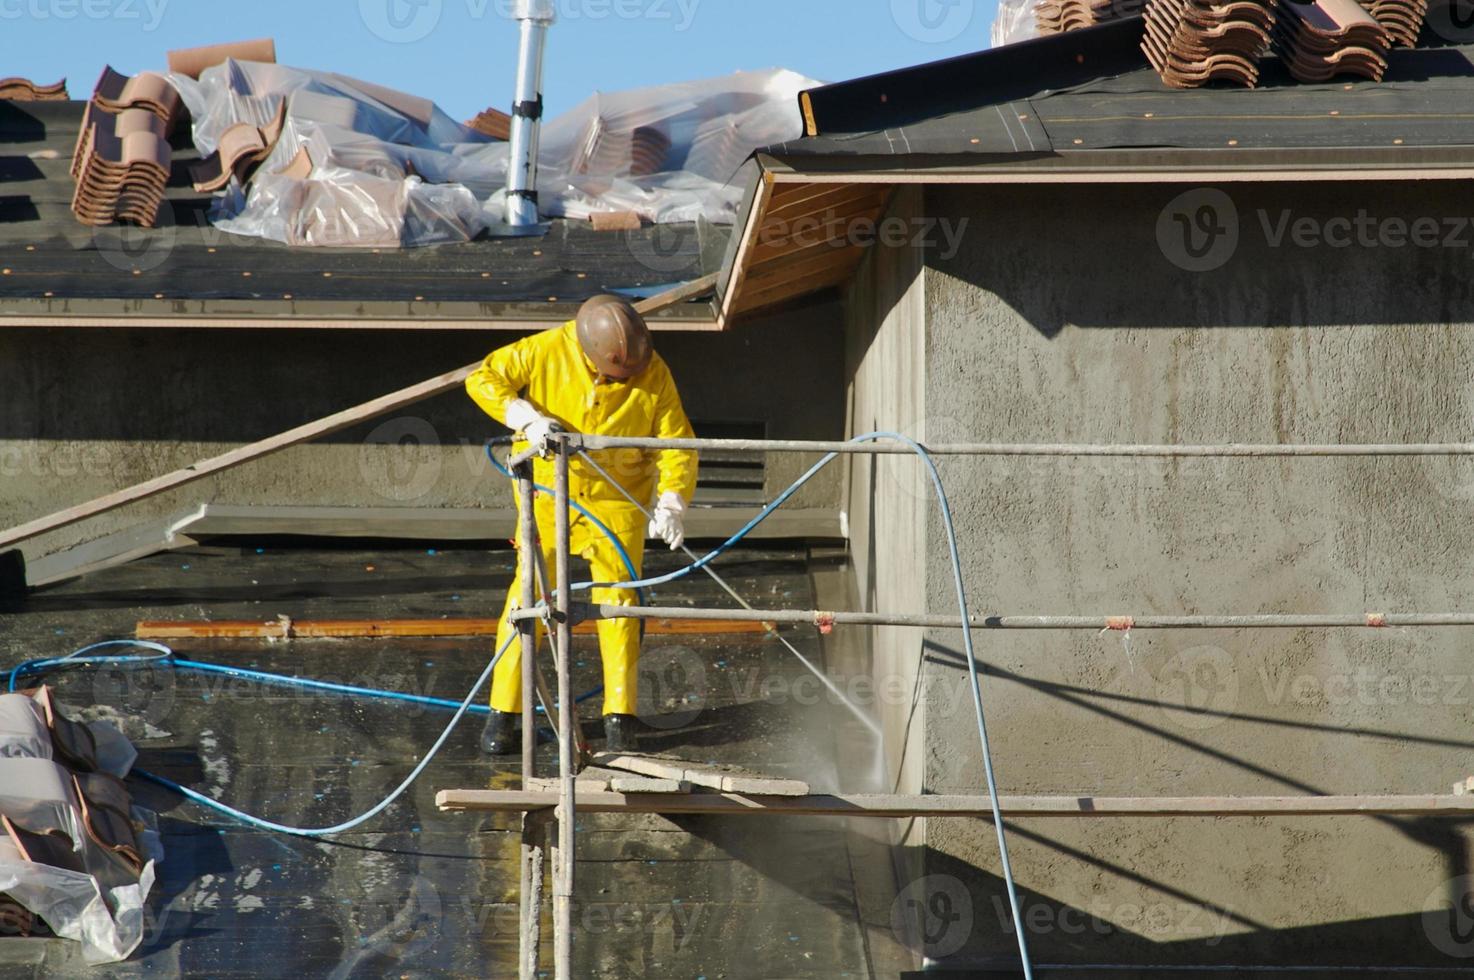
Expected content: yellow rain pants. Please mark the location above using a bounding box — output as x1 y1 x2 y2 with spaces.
466 321 698 716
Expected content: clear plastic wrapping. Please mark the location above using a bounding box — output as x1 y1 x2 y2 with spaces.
0 692 157 964
993 0 1043 45
171 59 817 247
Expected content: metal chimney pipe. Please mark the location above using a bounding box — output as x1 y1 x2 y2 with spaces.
506 0 555 228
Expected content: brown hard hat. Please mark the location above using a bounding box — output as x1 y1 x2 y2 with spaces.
575 295 653 379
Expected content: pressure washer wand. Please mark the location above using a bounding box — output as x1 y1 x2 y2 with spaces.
574 449 882 738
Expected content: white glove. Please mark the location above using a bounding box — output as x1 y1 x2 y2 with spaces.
504 398 560 456
648 491 687 551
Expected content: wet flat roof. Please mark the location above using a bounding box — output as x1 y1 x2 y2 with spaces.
0 540 892 977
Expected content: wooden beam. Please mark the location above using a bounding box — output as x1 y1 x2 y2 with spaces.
437 790 1474 818
715 173 774 330
593 752 810 796
0 275 719 553
135 616 772 640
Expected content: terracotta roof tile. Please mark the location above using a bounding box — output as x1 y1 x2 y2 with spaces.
0 77 68 101
166 37 277 79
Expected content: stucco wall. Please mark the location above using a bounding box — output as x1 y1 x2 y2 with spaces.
843 187 930 805
910 181 1474 968
0 301 845 566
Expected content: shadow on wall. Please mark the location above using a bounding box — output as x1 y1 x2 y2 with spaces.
913 639 1474 971
925 181 1474 339
0 300 845 444
898 843 1474 974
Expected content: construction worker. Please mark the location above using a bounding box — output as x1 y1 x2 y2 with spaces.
466 294 698 755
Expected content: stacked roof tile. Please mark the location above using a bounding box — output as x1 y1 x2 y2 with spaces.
92 66 183 135
1275 0 1391 81
1362 0 1427 45
1036 0 1149 34
0 77 68 101
70 67 182 228
1143 0 1277 87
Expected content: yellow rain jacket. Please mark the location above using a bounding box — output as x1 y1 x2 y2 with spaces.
466 320 698 716
466 321 698 535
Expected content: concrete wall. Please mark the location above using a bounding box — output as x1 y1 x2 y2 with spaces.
843 187 930 804
875 181 1474 969
0 301 845 565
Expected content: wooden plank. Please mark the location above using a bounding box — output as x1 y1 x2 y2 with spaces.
135 616 772 640
715 173 774 330
437 790 1474 818
747 203 891 266
0 274 719 552
609 776 691 794
589 211 643 232
760 184 889 226
592 752 810 797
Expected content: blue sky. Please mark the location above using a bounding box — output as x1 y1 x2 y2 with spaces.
3 0 1001 121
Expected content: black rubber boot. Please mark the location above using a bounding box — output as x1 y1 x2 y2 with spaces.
480 709 518 757
603 713 639 753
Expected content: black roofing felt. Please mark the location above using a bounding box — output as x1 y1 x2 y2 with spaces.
775 20 1474 159
0 100 724 319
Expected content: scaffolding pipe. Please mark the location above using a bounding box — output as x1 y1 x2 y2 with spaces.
572 435 1474 457
517 605 1474 631
514 465 541 980
552 443 574 980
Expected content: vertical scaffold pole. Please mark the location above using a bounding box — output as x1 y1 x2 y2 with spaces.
552 436 576 978
515 463 542 980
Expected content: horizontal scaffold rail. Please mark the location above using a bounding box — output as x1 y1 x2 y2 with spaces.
436 790 1474 818
573 434 1474 457
510 604 1474 632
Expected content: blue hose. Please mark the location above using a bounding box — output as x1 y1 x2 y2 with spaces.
9 645 598 714
7 435 1034 971
484 442 645 604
